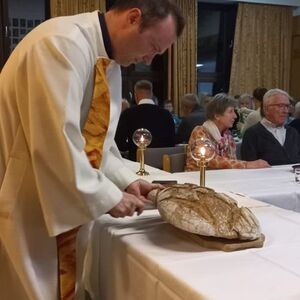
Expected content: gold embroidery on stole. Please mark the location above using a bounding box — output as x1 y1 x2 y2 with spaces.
57 58 111 300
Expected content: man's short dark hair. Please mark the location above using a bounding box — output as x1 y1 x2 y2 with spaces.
110 0 185 37
253 87 268 103
134 80 153 92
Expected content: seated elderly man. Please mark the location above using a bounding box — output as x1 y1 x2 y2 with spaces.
241 88 300 165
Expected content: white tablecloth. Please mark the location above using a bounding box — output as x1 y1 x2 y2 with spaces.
84 163 300 299
86 198 300 300
138 164 300 213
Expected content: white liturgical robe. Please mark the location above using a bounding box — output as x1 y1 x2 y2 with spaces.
0 11 138 300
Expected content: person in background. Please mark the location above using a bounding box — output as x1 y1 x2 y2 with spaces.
241 89 300 165
289 101 300 136
163 99 182 132
115 80 175 161
185 93 270 171
0 1 185 299
121 98 130 112
285 96 296 125
202 94 214 109
238 93 254 121
241 87 268 135
234 93 254 136
239 93 253 109
176 93 207 143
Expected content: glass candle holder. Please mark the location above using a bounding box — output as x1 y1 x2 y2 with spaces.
190 138 215 187
133 128 152 176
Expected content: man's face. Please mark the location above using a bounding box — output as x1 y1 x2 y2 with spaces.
164 103 173 113
264 94 290 126
112 10 177 66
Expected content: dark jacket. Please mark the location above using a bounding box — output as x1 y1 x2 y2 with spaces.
115 104 175 161
241 122 300 165
289 119 300 137
176 108 207 143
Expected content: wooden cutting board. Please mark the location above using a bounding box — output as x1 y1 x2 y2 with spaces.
172 227 265 252
187 232 265 252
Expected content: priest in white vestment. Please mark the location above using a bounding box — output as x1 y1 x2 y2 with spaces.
0 1 185 299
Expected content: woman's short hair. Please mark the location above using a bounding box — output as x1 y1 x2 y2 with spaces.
206 93 237 120
181 93 200 109
239 93 252 102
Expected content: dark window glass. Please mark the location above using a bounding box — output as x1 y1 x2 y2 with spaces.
20 18 25 27
197 2 237 96
12 18 18 26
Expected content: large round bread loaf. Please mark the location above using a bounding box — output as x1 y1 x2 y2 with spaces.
148 183 261 240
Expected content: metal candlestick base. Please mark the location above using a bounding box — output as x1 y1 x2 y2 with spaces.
136 147 149 176
136 169 149 176
200 159 206 187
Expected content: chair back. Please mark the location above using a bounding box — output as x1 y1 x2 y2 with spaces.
136 145 186 170
163 152 186 173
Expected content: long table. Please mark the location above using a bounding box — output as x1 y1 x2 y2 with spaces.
84 163 300 299
86 199 300 300
137 164 300 213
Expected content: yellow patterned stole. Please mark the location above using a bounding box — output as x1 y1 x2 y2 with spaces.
56 58 111 300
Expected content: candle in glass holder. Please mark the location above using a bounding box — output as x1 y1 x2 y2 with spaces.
199 146 206 186
191 138 215 187
132 128 152 176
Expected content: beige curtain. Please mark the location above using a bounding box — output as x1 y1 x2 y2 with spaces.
50 0 106 17
168 0 197 116
229 3 292 96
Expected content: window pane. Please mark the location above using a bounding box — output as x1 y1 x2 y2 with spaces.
197 3 237 95
198 82 213 95
8 0 45 52
198 9 220 73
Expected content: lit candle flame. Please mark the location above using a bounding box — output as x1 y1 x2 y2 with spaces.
200 146 206 157
140 135 145 144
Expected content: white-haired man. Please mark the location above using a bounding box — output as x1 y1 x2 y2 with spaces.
241 88 300 165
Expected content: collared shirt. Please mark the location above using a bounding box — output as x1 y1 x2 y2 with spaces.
138 98 156 105
98 12 112 59
261 118 286 146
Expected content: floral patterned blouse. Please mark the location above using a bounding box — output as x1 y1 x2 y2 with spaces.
185 126 247 171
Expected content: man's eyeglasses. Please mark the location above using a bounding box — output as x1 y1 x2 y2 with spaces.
268 103 291 110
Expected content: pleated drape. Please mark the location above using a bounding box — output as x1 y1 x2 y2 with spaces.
50 0 106 17
229 3 292 96
168 0 197 116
